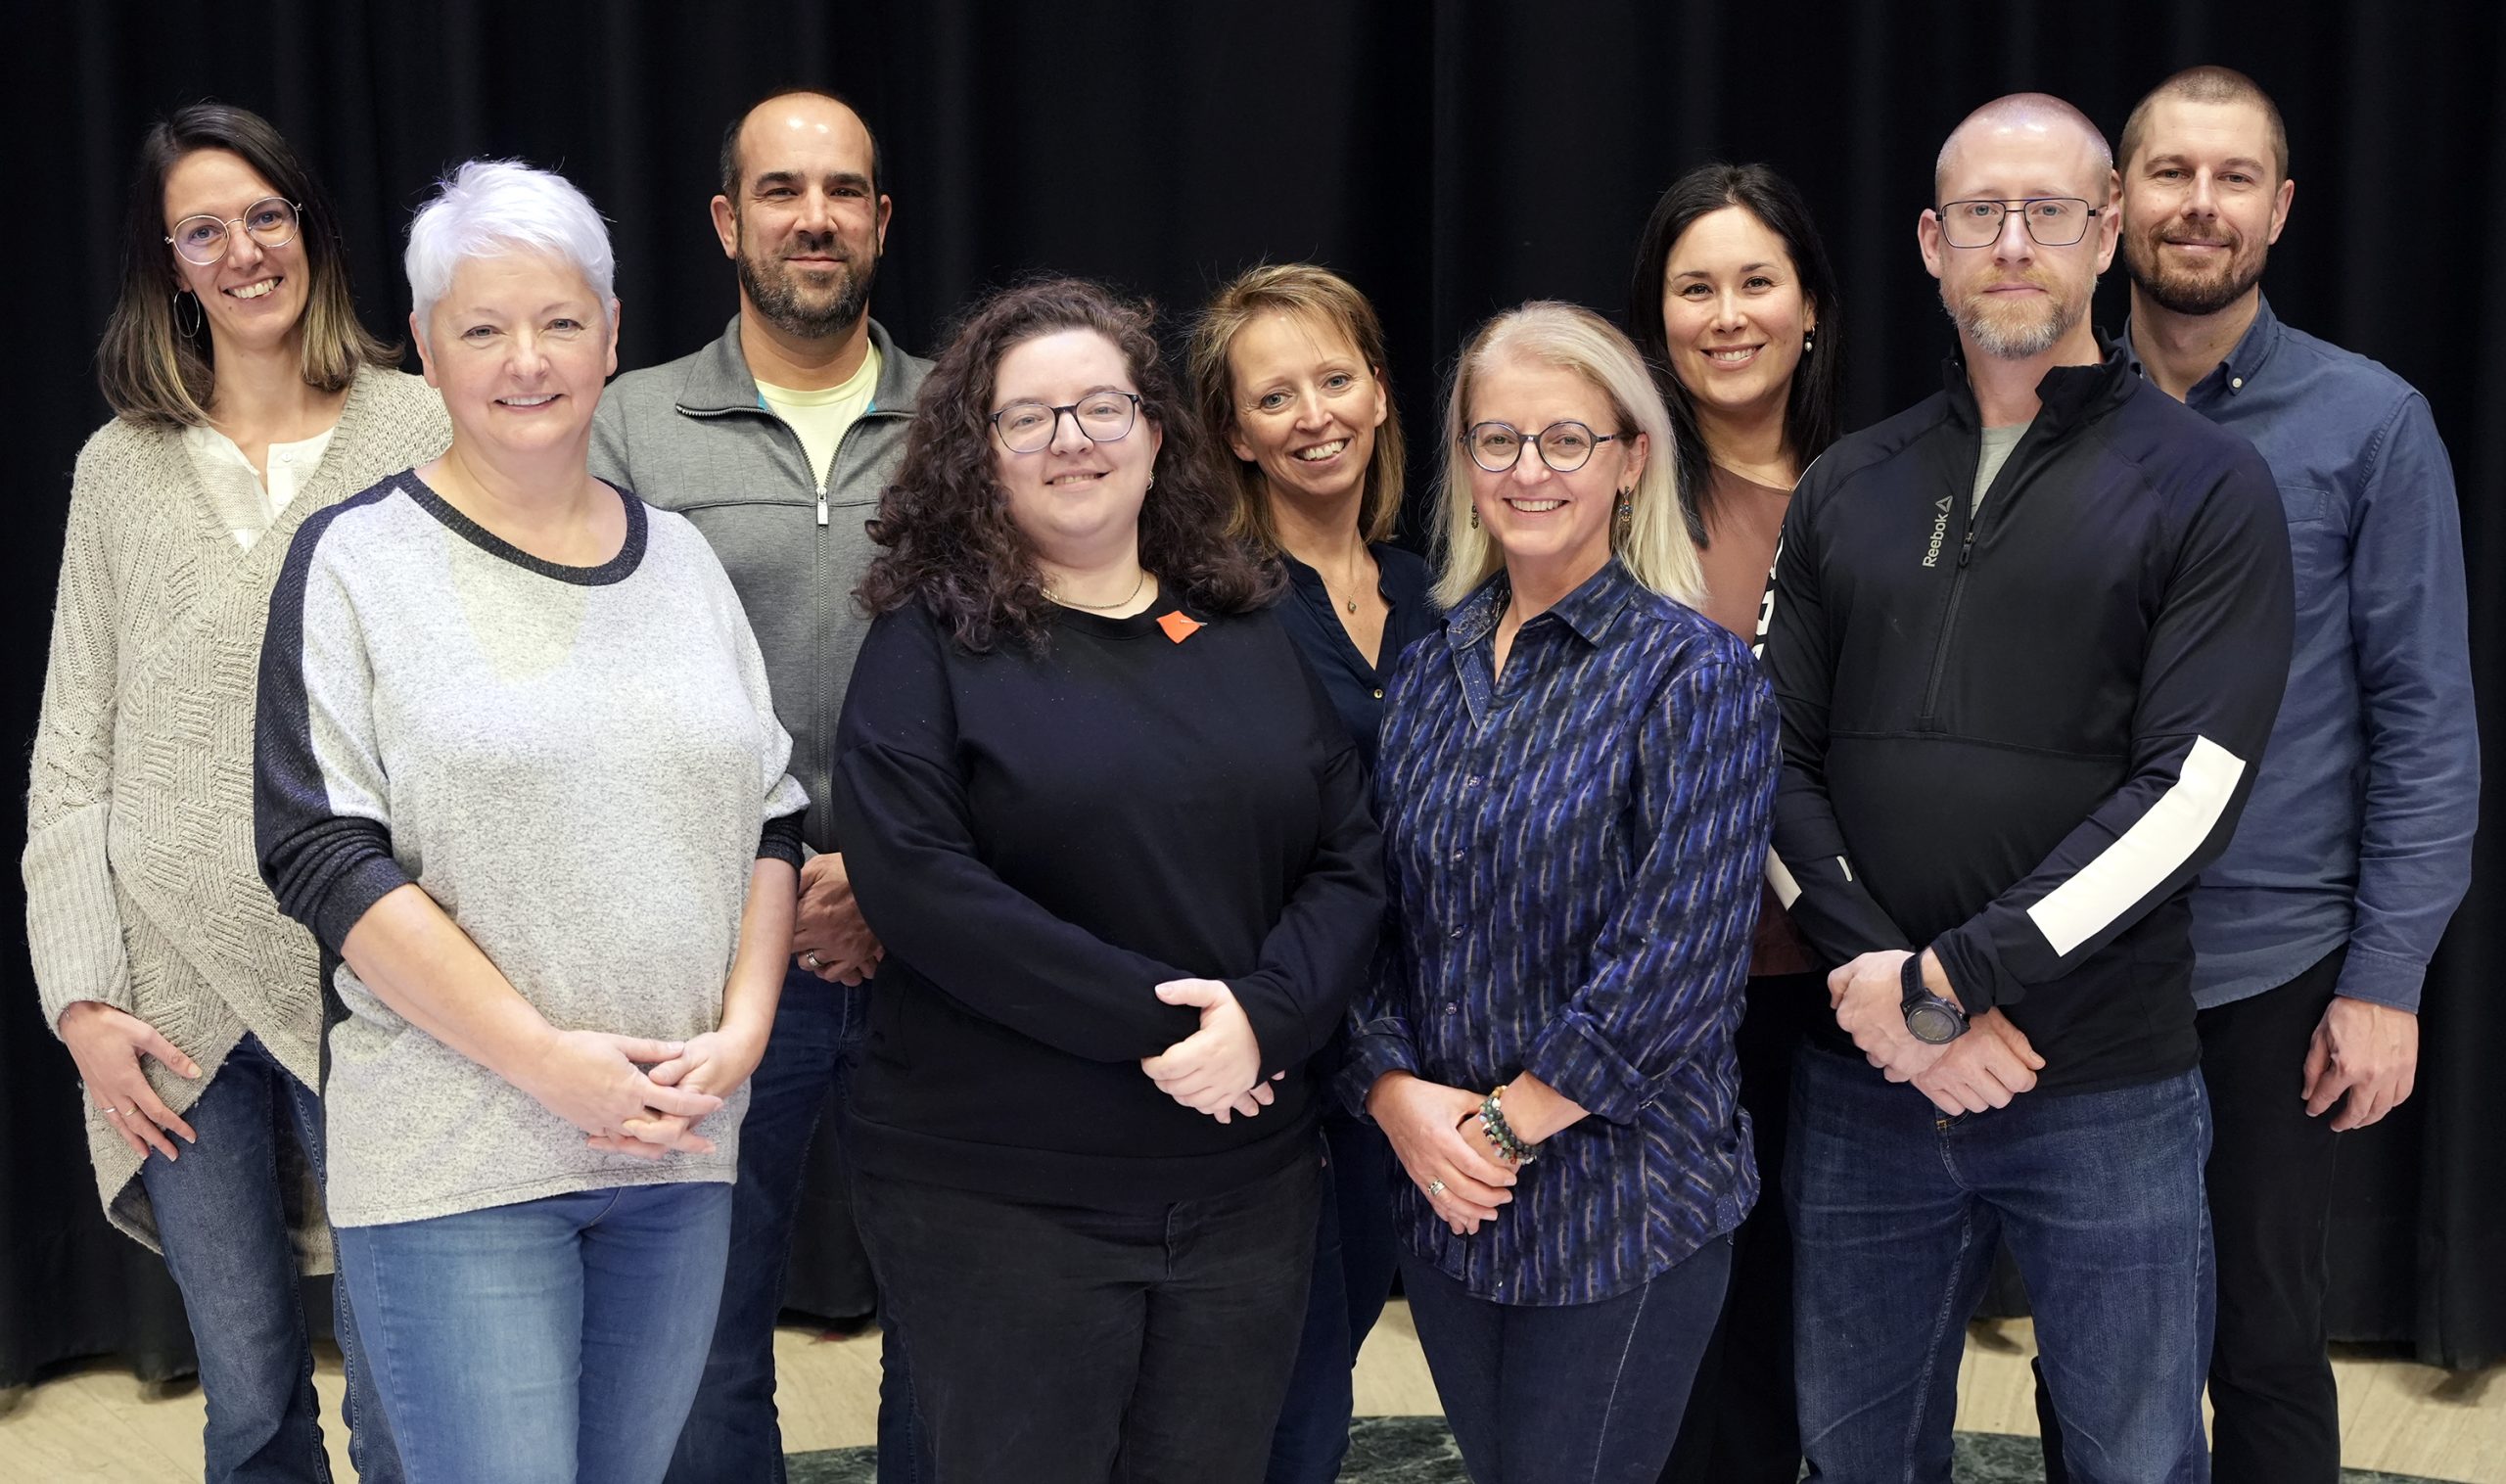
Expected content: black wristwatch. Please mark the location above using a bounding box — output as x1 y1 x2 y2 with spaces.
1900 952 1970 1044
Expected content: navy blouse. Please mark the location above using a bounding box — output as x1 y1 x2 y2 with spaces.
1276 545 1438 773
1345 561 1781 1305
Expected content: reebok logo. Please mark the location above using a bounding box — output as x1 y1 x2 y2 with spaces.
1920 495 1954 568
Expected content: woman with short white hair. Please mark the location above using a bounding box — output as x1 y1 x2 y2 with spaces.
254 159 805 1483
1346 302 1781 1481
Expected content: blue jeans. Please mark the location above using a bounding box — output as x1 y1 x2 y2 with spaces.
1398 1233 1733 1483
1264 1109 1400 1483
1788 1046 2214 1484
136 1032 399 1484
667 970 924 1484
336 1181 732 1484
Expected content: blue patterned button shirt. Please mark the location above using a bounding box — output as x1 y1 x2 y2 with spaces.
1345 560 1781 1305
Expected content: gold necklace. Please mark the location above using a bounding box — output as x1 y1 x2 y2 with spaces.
1049 568 1149 612
1320 547 1372 616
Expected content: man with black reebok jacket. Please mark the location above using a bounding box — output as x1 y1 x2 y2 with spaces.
1759 93 2294 1483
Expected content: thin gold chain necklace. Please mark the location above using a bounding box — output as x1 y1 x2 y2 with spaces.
1049 568 1149 612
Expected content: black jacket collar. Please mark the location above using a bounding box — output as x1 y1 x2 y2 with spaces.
1940 335 2134 437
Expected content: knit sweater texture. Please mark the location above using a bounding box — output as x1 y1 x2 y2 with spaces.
23 366 449 1260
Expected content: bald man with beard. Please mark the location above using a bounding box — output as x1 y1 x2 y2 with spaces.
1757 93 2294 1482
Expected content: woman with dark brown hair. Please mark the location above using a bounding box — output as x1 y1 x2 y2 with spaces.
25 101 443 1482
833 276 1384 1482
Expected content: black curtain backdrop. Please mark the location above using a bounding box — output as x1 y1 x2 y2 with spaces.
6 0 2499 1391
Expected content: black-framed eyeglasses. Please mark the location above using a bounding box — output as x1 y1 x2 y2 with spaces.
1461 420 1628 474
1932 197 2105 249
990 392 1142 454
165 197 302 265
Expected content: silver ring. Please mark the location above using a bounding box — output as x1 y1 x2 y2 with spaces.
802 951 822 969
1427 1180 1447 1197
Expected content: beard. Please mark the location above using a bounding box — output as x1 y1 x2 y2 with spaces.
737 227 879 340
1943 270 2090 360
2123 223 2268 318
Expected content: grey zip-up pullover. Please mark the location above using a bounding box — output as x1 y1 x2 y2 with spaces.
591 316 931 851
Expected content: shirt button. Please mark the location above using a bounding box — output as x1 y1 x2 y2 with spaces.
1451 848 1465 862
2230 376 2245 390
1465 774 1482 788
1372 688 1384 699
1444 1002 1460 1015
1449 926 1465 940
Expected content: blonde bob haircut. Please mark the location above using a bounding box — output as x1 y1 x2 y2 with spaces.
1185 262 1407 553
1431 301 1701 613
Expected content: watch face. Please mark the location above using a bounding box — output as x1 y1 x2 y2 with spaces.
1906 1000 1964 1044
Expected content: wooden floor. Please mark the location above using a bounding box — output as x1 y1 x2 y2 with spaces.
4 1309 2498 1482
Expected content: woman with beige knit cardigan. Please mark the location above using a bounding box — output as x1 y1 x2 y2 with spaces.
23 103 444 1484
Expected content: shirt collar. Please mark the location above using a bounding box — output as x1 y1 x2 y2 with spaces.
2119 293 2285 399
1444 560 1640 650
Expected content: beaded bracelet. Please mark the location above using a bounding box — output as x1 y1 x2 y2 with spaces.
1479 1084 1537 1165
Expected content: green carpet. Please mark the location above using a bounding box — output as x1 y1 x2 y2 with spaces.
788 1415 2465 1481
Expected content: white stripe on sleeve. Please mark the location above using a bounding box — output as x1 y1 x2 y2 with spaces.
2025 735 2246 958
1765 849 1802 908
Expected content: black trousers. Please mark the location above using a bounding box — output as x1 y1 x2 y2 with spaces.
852 1148 1322 1484
1658 970 1824 1484
2042 946 2346 1484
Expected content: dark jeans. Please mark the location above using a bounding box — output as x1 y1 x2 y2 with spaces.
135 1031 399 1484
1660 970 1821 1484
1398 1233 1732 1483
1265 1110 1400 1483
337 1182 731 1483
667 969 923 1484
853 1148 1323 1484
1789 1046 2213 1484
2042 948 2346 1484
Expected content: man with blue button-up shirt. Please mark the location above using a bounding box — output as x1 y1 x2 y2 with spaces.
2071 66 2479 1484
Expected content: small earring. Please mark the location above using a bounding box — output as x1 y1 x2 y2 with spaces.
1803 328 1816 354
1617 495 1634 540
1146 472 1155 490
172 290 204 339
1468 505 1480 531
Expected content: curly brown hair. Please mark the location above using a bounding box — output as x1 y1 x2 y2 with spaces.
859 276 1279 652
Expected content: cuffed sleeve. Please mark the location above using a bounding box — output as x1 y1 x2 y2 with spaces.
2330 394 2478 1015
1519 658 1781 1125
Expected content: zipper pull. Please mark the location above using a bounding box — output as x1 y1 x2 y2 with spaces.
1958 521 1977 568
816 495 829 527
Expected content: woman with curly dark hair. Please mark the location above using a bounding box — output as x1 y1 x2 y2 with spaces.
833 277 1386 1482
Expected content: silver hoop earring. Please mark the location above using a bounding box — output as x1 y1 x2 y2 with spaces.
173 290 205 339
1146 472 1155 490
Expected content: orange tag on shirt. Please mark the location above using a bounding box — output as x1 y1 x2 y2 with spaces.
1157 611 1204 644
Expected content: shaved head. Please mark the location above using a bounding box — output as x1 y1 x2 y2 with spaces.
1935 92 2114 204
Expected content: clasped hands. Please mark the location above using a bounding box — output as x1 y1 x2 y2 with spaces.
1829 949 2046 1116
521 1024 766 1162
1139 978 1278 1124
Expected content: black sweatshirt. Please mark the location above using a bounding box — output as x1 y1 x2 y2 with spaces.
1760 345 2294 1092
830 590 1385 1207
